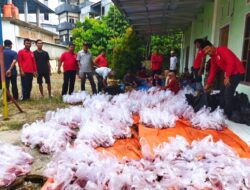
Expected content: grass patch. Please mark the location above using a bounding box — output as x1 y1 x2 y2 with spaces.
0 73 90 130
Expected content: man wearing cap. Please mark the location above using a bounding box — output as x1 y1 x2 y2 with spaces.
170 50 177 74
58 42 78 96
201 40 245 119
77 42 97 94
0 40 19 100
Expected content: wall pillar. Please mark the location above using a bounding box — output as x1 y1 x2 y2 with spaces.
24 0 28 22
211 0 219 45
36 7 40 27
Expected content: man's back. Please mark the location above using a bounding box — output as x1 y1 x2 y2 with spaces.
3 48 17 75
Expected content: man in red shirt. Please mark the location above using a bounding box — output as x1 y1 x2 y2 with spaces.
150 49 163 86
201 40 245 118
18 38 37 100
58 42 78 96
94 49 108 67
192 39 205 92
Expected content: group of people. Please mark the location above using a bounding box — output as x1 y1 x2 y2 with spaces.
0 39 113 101
183 38 245 119
1 37 246 120
1 38 51 101
58 42 113 96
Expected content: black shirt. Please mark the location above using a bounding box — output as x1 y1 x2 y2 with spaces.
33 50 50 73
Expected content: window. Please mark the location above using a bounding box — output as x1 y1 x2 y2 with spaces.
242 13 250 82
44 13 49 20
102 6 105 16
69 18 74 23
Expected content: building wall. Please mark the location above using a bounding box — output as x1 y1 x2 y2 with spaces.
19 0 59 34
186 2 214 70
2 20 66 61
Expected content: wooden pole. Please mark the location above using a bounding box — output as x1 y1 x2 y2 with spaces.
0 8 9 119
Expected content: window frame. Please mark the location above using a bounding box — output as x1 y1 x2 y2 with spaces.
241 13 250 84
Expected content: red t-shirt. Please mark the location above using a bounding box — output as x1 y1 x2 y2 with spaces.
60 51 78 72
151 53 163 71
193 49 205 69
207 47 245 85
95 54 108 67
18 48 37 73
165 79 180 94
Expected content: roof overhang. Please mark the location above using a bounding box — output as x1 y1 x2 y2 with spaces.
112 0 209 35
0 0 55 13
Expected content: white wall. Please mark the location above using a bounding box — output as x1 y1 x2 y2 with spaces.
18 0 59 33
2 21 66 60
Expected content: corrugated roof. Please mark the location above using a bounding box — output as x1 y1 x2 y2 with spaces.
0 0 55 13
112 0 208 35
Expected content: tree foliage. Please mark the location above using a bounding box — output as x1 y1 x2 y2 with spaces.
150 32 183 57
111 27 145 79
71 5 182 78
72 18 110 55
102 6 129 38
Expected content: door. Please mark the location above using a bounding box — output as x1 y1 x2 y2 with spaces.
214 25 230 89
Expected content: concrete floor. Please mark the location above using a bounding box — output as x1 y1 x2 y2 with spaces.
226 120 250 146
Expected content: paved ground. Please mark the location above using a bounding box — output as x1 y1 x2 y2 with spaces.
227 120 250 146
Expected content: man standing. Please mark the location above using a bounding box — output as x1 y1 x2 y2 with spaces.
94 49 108 67
201 40 245 119
77 42 97 94
58 42 78 96
169 50 177 74
150 49 163 86
192 38 205 92
95 67 112 93
34 39 51 97
0 40 18 100
18 38 37 100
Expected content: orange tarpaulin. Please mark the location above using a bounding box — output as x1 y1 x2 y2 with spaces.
42 116 250 190
138 119 250 159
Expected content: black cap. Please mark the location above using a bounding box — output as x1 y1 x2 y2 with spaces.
200 40 213 49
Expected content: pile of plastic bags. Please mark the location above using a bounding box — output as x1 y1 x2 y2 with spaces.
44 136 250 189
21 90 226 154
0 143 33 187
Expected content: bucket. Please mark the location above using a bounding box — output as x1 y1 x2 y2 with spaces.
3 4 12 18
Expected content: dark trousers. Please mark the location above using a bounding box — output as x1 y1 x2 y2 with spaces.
220 74 244 118
0 75 18 100
81 72 97 94
6 75 18 100
21 73 33 100
62 70 76 96
95 73 104 93
152 69 162 86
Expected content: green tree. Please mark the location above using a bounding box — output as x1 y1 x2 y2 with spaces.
111 27 145 79
71 18 110 55
102 6 129 38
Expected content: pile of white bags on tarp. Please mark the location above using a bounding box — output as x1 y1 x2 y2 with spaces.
44 136 250 190
0 143 33 187
21 90 226 154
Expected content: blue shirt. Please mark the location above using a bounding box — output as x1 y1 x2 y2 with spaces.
3 47 18 76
